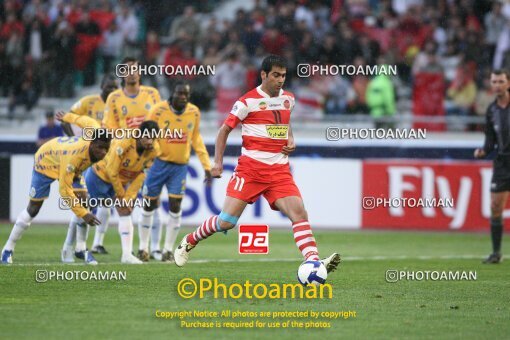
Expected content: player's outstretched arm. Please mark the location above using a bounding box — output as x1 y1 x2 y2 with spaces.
211 124 232 178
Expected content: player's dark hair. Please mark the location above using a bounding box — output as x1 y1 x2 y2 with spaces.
491 69 510 80
261 55 287 74
100 73 117 87
121 56 138 64
139 120 160 137
173 80 190 93
91 129 112 144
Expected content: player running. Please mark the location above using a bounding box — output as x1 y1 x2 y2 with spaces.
474 69 510 264
60 74 119 136
173 55 341 273
89 56 161 255
1 134 111 264
139 82 212 262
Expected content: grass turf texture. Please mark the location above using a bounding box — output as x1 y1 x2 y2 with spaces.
0 224 508 339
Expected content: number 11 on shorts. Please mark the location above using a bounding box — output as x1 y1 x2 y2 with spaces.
238 225 269 254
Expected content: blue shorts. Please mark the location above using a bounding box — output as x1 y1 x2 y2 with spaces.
84 168 116 199
29 169 86 200
143 158 188 199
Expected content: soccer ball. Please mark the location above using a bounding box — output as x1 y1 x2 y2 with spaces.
297 260 327 286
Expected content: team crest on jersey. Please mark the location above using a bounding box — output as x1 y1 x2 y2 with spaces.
145 104 151 110
116 146 124 156
122 105 128 116
66 164 75 173
188 123 193 130
259 102 267 110
265 125 288 139
29 186 36 198
284 99 290 109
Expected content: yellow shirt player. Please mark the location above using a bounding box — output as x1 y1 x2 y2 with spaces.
1 134 111 264
95 57 161 255
102 58 161 130
60 74 118 136
84 121 161 264
138 82 212 262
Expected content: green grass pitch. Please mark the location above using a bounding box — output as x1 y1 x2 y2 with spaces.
0 224 508 339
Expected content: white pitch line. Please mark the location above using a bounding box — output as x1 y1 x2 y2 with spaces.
0 255 485 266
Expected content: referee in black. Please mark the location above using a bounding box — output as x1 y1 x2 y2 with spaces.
474 69 510 264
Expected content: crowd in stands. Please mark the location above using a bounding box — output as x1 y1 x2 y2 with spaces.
0 0 505 130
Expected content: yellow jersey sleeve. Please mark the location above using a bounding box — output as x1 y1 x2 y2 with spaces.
62 112 101 129
70 97 88 116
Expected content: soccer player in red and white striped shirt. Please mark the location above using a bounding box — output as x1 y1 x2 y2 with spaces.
174 55 340 273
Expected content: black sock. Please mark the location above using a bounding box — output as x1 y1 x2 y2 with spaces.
490 217 503 254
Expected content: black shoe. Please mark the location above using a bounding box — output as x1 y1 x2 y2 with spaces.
162 251 174 263
74 250 85 260
91 245 108 254
482 253 502 264
137 250 150 262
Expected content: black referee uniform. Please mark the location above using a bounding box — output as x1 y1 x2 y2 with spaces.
482 99 510 261
484 100 510 192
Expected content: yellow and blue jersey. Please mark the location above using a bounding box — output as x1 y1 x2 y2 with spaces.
69 94 106 124
32 136 92 217
102 85 161 129
92 138 160 200
148 101 211 170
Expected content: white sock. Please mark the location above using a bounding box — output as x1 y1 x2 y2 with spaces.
4 209 33 251
138 210 154 252
75 218 88 252
150 209 162 252
118 216 134 258
93 207 111 247
63 214 80 249
164 210 182 252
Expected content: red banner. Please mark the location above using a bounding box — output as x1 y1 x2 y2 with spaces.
412 73 446 131
361 160 504 231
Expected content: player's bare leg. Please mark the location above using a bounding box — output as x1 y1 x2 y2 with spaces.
174 196 248 267
484 192 508 264
2 199 43 264
161 197 183 262
274 196 341 273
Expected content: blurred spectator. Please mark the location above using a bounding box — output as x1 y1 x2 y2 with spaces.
412 41 439 74
8 66 42 119
52 20 77 98
366 64 396 129
143 30 160 88
324 75 355 115
485 2 506 64
23 17 49 64
100 20 123 73
293 77 324 121
116 4 139 55
75 11 101 86
169 6 200 46
210 52 246 120
37 111 63 147
260 26 289 55
440 41 461 83
318 33 339 65
474 76 493 117
445 64 477 119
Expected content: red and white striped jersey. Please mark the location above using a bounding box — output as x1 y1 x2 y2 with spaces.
224 85 295 166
